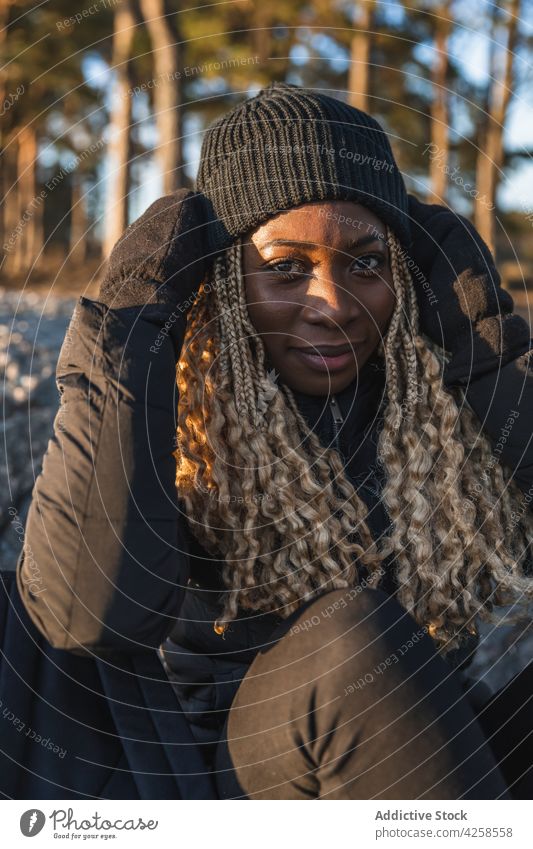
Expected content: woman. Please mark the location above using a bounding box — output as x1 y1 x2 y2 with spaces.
16 81 533 799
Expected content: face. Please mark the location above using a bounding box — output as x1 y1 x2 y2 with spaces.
242 200 397 395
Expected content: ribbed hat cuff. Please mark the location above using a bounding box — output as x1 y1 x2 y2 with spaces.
199 120 410 253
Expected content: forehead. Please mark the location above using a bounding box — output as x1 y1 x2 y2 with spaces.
246 200 386 249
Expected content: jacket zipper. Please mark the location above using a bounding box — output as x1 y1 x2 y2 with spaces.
329 394 344 455
331 397 385 501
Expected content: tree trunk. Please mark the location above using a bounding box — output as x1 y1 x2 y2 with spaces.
17 124 42 272
0 0 13 259
69 175 87 265
475 0 520 255
251 6 271 65
348 1 376 111
1 134 20 275
429 2 452 204
139 0 183 194
103 0 135 260
2 125 42 276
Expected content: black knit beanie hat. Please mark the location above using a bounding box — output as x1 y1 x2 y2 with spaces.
196 81 410 254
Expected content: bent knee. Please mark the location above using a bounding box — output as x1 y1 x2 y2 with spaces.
300 585 402 630
285 586 427 662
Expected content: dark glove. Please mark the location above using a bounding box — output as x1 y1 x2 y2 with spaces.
98 188 213 357
407 193 531 387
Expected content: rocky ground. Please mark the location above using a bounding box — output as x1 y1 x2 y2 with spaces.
1 285 532 695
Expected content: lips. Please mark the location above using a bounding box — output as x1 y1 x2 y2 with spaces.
296 344 359 356
291 343 362 374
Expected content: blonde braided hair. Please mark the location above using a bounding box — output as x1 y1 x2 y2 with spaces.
174 227 533 655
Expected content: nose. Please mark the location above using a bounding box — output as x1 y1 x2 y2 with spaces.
300 267 362 327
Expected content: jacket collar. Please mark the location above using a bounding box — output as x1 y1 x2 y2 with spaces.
286 348 387 481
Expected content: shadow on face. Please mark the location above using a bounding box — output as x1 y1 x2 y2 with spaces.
241 199 397 396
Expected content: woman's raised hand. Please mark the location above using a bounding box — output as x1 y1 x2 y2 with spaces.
407 193 531 387
98 188 213 354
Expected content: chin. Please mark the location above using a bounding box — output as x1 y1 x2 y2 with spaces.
282 368 358 396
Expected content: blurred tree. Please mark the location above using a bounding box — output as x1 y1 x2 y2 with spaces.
0 0 11 253
0 0 107 273
180 0 305 124
14 124 40 273
428 0 452 203
475 0 521 253
348 0 377 110
138 0 183 192
103 0 136 259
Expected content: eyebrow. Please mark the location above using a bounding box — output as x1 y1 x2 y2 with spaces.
261 234 387 251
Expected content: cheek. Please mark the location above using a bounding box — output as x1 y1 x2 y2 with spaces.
245 282 292 333
246 299 276 333
359 279 396 333
244 278 264 328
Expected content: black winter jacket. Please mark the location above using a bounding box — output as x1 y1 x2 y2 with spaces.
16 290 533 750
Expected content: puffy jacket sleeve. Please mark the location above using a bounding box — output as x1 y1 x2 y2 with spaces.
16 297 190 656
462 342 533 500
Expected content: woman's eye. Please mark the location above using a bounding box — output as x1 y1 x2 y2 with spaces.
262 253 385 280
264 259 306 280
351 253 385 275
